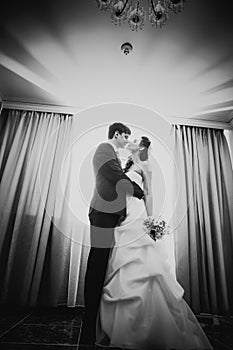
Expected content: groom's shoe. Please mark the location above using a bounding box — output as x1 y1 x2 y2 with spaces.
79 323 95 346
79 333 95 346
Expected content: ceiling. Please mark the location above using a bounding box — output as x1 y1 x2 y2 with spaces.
0 0 233 126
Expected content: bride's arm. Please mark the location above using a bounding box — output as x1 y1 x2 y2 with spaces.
142 164 153 216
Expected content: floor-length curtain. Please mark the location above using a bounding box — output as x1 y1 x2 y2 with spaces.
0 109 89 306
224 129 233 169
173 125 233 315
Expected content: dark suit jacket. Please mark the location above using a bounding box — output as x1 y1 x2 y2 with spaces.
89 142 144 219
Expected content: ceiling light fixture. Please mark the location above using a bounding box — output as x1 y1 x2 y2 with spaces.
121 42 133 55
96 0 186 31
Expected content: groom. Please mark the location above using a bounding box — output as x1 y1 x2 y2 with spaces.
79 122 144 346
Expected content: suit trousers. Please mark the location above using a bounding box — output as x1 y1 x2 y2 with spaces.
79 211 120 345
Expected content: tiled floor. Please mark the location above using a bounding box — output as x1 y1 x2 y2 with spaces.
0 305 232 349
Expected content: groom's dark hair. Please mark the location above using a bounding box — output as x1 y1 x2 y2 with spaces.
108 122 131 139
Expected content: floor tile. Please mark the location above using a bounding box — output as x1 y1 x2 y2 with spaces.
211 332 233 349
0 324 15 337
207 334 232 350
0 305 32 324
219 317 233 328
0 344 77 349
0 324 80 345
1 306 233 350
23 307 82 327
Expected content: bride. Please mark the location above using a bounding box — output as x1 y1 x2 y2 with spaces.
96 136 213 350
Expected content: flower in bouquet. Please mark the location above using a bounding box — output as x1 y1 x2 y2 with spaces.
143 216 170 241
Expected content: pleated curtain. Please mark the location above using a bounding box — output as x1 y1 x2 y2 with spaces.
1 110 233 315
0 109 89 307
173 125 233 315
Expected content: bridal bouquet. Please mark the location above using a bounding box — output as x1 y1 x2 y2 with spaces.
143 216 170 241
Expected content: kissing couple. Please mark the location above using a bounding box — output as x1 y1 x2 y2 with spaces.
79 122 212 350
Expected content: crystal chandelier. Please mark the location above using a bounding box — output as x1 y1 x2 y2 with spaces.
96 0 186 31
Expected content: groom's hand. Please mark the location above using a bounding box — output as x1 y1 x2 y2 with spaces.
117 215 126 226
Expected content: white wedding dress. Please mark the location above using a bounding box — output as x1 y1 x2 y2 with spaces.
96 170 213 350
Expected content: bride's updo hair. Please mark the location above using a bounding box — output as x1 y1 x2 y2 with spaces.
139 136 151 161
123 136 151 173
